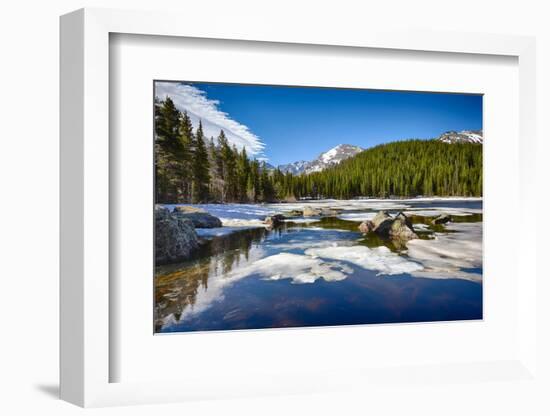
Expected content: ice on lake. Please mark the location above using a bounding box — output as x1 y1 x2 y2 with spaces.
156 198 483 332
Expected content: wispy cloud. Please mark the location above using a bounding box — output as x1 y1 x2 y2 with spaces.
155 82 265 157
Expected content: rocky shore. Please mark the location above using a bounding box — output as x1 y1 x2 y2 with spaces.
156 203 460 265
155 206 222 265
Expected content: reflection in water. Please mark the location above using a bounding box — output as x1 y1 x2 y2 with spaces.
155 201 483 333
155 227 268 331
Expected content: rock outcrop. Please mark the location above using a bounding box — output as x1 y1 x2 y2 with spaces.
172 206 222 228
370 211 394 234
390 212 418 240
155 207 199 265
283 209 303 218
264 214 285 227
303 206 322 217
358 220 374 233
359 211 418 241
432 214 452 225
302 206 341 217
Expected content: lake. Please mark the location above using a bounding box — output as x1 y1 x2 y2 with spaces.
155 198 482 333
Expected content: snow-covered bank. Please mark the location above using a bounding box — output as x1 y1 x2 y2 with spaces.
404 207 482 217
406 222 482 282
163 197 482 226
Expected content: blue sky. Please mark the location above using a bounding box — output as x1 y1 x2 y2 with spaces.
155 81 482 166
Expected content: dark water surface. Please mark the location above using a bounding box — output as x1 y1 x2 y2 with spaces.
155 199 483 333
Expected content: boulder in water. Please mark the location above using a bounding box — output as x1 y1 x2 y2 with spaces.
389 212 418 240
172 208 222 228
264 214 285 227
155 207 199 265
303 206 322 217
320 208 340 216
358 220 375 233
283 209 303 218
432 214 452 225
371 211 394 234
358 210 418 241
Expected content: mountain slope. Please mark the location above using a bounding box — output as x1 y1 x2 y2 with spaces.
277 160 309 175
291 139 483 198
278 144 363 175
436 130 483 144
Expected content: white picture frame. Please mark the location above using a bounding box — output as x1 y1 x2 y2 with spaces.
60 7 538 408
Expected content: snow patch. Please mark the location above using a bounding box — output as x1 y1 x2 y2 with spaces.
305 245 424 276
412 223 430 231
228 252 353 284
338 212 377 222
406 222 482 282
321 147 339 163
219 218 266 228
405 207 482 217
283 218 320 224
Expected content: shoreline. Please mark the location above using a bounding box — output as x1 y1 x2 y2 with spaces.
158 196 483 207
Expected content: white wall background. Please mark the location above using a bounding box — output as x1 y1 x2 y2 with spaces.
0 1 548 415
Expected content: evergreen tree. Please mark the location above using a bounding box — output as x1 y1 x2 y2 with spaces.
155 96 481 204
218 130 237 202
207 136 223 201
191 121 210 203
259 163 275 202
155 97 183 202
177 111 193 201
236 147 250 202
248 159 261 202
290 140 482 199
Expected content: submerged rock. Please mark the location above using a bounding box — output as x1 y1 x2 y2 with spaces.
320 208 340 216
302 206 340 217
303 206 322 217
358 211 418 241
172 208 222 228
432 214 452 224
264 214 285 227
173 205 207 214
155 207 199 265
283 209 303 218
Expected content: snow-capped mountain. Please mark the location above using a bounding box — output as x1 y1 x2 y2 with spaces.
260 161 277 170
277 160 310 175
436 130 483 144
278 144 363 175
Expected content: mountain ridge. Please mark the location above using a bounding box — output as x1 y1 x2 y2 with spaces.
274 130 482 176
278 144 363 175
436 129 483 144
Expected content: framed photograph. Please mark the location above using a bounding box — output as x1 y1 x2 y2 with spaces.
152 80 484 334
60 8 538 408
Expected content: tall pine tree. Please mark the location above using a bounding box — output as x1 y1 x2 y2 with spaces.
191 121 210 203
155 97 183 202
177 110 193 202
